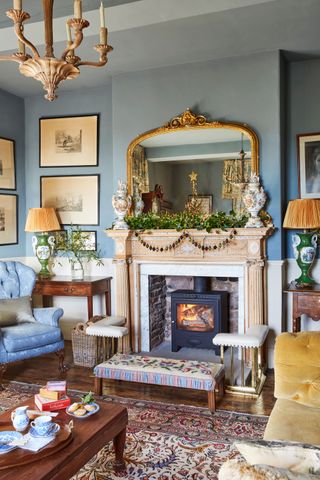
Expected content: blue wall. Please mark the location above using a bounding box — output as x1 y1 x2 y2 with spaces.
113 51 283 260
25 84 114 258
286 58 320 257
0 88 25 258
2 51 287 261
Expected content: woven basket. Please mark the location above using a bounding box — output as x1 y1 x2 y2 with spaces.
71 322 103 367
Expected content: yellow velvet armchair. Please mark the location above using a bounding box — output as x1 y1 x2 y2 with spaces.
264 331 320 444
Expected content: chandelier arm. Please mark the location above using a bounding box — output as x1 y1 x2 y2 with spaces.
60 19 89 61
76 44 113 67
14 22 40 58
0 55 24 64
76 59 107 67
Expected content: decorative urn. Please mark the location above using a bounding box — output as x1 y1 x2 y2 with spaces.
243 173 267 228
112 180 132 230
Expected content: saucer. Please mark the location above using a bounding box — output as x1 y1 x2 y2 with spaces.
0 431 23 454
29 423 60 438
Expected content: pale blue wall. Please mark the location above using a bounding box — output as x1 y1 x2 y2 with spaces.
112 52 283 259
24 85 114 258
0 88 25 258
286 59 320 257
4 51 285 261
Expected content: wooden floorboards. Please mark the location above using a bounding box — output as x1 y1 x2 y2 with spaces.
3 341 276 416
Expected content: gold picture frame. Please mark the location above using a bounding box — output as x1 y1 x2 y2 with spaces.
0 193 18 245
0 138 15 190
40 115 99 167
188 194 213 214
40 175 100 226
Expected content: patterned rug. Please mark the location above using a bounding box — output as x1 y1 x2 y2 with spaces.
0 382 268 480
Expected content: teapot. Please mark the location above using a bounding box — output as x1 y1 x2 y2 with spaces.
11 406 29 432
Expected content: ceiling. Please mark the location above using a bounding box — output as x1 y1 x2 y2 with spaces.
0 0 320 98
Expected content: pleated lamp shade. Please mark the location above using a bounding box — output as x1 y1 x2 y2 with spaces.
25 207 61 232
283 199 320 229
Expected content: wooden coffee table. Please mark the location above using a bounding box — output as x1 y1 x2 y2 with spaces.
0 398 128 480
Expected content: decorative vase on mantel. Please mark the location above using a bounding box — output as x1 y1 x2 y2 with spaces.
243 173 267 228
112 180 132 229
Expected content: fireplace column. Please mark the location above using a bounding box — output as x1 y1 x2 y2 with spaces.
247 259 265 327
113 258 131 353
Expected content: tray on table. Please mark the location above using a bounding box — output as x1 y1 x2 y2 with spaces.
0 421 73 470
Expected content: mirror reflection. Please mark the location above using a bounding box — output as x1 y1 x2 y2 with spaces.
128 111 258 215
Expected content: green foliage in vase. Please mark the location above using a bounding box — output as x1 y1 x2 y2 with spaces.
54 226 103 267
125 211 248 232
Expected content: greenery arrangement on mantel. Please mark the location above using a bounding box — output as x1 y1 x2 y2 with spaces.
125 211 249 233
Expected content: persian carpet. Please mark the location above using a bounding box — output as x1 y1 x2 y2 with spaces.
0 382 268 480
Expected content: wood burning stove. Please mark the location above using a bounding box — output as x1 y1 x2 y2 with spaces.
171 277 228 353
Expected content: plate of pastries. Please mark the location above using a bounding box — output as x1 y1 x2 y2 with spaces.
66 392 100 418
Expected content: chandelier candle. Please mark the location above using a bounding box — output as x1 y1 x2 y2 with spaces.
13 0 22 10
74 0 82 19
1 0 113 101
100 2 106 28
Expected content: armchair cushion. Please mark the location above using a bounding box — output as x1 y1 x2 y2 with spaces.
33 307 64 328
0 296 35 326
235 440 320 475
0 261 36 298
264 398 320 445
219 459 317 480
274 332 320 408
1 323 62 353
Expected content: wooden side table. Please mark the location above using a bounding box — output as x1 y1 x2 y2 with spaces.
284 283 320 332
33 276 112 321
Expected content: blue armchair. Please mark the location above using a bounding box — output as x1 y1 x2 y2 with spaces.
0 261 66 389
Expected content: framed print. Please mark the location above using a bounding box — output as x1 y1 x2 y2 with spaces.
73 230 97 251
188 194 213 214
0 193 18 245
41 175 99 225
297 132 320 198
0 138 15 190
40 114 99 167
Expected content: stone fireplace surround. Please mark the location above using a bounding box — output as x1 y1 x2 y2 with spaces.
106 227 273 354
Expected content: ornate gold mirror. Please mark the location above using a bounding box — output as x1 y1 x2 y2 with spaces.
127 109 259 214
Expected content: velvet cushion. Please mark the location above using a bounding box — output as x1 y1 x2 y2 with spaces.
1 323 62 352
274 332 320 408
0 296 35 326
264 398 320 445
235 440 320 475
218 459 317 480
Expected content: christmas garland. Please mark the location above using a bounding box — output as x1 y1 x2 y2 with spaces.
134 229 237 252
126 210 248 232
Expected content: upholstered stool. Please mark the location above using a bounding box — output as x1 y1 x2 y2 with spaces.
213 324 269 396
94 353 225 412
86 316 128 358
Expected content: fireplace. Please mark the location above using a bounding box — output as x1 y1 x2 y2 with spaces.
171 277 228 353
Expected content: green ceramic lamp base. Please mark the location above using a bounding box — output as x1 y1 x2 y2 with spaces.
34 232 54 278
292 232 318 285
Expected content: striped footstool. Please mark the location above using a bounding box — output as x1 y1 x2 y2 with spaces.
94 353 225 412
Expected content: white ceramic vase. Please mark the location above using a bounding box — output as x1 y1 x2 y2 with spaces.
243 173 267 228
112 180 132 229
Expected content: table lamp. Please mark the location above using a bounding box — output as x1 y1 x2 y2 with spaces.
283 198 320 285
25 207 61 278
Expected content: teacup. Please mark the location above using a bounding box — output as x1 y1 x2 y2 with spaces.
30 416 54 436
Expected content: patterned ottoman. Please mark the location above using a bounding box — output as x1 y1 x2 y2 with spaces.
94 354 225 412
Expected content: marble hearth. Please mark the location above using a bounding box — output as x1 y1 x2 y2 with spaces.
106 228 273 353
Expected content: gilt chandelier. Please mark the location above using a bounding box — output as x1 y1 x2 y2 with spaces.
0 0 113 101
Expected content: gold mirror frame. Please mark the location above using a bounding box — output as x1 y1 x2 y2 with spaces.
127 109 259 194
